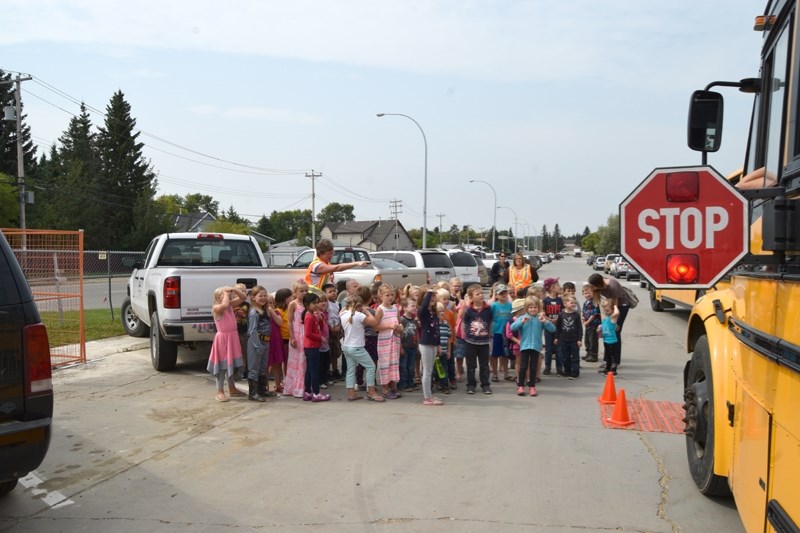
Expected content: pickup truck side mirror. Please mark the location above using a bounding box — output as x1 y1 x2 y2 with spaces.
122 257 142 270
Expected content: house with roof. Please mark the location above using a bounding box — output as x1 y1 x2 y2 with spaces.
173 212 217 232
320 220 415 251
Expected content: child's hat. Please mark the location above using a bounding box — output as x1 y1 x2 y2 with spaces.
495 283 509 293
543 277 560 291
511 298 526 313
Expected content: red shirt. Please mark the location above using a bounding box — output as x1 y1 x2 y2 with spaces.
303 312 322 349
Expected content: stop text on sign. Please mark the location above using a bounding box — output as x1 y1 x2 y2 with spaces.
637 206 729 249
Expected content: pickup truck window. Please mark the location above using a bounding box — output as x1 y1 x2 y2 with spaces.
157 239 262 267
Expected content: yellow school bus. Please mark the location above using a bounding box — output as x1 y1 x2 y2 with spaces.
680 2 800 532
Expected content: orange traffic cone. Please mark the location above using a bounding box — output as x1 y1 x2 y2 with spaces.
597 372 617 405
607 388 634 426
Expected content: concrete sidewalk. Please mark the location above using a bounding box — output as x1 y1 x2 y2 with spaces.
83 335 149 362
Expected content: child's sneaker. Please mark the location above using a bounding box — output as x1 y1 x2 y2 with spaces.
612 367 618 376
422 397 443 406
303 391 312 401
517 386 525 396
543 368 551 375
529 387 537 397
311 393 330 402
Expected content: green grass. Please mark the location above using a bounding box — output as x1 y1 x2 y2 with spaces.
40 308 126 346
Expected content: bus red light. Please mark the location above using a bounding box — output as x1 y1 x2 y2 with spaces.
666 172 699 202
667 254 699 284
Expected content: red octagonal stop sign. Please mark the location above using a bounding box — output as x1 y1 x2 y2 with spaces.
620 165 748 289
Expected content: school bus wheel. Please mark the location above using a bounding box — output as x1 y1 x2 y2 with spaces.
683 335 730 497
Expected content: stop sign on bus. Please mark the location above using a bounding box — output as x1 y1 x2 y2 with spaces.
620 165 748 289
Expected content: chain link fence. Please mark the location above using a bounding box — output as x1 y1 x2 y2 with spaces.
83 249 146 319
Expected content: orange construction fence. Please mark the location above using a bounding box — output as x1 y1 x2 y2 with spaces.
3 228 86 367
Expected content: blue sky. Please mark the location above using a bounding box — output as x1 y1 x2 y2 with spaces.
3 1 763 239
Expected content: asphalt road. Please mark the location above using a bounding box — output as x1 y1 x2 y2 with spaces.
0 257 745 532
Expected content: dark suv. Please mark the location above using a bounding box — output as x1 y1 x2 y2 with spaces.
0 230 53 496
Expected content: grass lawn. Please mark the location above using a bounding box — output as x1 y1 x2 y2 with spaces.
40 308 126 346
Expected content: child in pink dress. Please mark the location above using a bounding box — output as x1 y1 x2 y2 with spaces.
283 281 309 398
375 284 402 399
208 286 247 402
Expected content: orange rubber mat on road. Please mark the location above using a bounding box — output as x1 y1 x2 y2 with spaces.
600 399 686 434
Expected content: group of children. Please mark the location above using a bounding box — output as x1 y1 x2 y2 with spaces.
206 273 622 405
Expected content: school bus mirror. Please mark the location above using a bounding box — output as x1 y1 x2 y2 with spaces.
687 90 724 153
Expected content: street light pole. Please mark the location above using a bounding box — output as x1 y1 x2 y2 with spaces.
497 206 519 253
377 113 428 248
2 74 32 231
469 179 496 251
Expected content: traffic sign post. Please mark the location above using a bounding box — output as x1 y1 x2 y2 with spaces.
620 165 748 289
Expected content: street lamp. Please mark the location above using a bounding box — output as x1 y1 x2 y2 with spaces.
497 205 519 252
469 179 496 251
377 113 428 248
519 219 533 252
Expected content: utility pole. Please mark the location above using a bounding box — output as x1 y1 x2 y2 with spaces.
2 74 32 232
436 213 445 248
389 199 402 250
305 170 321 245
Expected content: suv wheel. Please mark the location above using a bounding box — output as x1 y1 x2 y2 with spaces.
0 479 18 497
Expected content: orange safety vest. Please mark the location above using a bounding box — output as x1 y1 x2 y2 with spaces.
508 264 531 291
304 257 333 293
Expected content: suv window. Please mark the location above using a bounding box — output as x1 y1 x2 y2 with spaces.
294 249 370 268
448 252 477 267
393 253 415 268
421 252 452 268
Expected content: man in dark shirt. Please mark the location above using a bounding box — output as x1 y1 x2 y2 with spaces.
490 252 509 285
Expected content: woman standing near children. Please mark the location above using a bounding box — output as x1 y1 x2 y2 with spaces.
341 296 385 402
507 252 534 297
375 284 402 399
302 292 330 402
208 285 247 402
510 295 555 397
418 287 444 405
284 281 309 398
588 273 633 365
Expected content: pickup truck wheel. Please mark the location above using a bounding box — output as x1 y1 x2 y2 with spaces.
683 335 730 496
0 479 18 496
150 312 178 371
121 298 149 338
649 286 664 312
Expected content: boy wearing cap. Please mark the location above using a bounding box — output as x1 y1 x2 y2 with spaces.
490 284 513 382
542 277 564 376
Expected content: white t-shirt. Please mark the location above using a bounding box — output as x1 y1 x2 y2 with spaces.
341 310 367 348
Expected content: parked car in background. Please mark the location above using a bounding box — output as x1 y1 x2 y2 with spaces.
540 254 551 265
371 249 455 285
475 257 489 286
604 254 621 274
611 259 633 279
292 247 429 289
624 264 640 281
444 249 481 285
593 255 606 270
0 230 53 496
525 255 543 271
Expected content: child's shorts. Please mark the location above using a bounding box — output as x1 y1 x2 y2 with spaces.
454 338 467 359
491 333 508 357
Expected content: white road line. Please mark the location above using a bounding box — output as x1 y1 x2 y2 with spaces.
20 472 74 509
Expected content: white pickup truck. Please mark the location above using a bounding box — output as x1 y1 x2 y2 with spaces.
121 232 301 371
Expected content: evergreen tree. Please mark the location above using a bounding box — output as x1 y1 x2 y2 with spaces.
39 103 103 236
0 70 38 183
96 91 157 249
